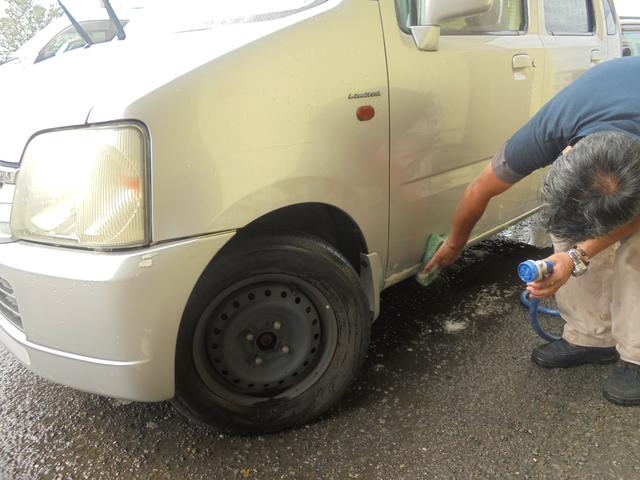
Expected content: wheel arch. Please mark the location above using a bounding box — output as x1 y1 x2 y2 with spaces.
230 203 367 270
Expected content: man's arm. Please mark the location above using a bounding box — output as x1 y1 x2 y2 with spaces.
527 214 640 298
423 161 515 272
579 216 640 257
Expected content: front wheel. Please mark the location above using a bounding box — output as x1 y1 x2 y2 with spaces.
173 234 371 434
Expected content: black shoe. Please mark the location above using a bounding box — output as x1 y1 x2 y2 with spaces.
531 339 618 368
603 361 640 405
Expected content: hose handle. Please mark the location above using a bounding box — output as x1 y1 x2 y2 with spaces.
518 259 554 283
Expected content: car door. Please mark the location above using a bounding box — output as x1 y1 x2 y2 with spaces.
521 0 612 212
538 0 606 96
380 0 546 279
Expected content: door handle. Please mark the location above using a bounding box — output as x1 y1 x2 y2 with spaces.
590 49 603 63
512 54 533 70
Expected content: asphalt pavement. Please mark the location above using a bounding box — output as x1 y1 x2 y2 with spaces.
2 227 640 479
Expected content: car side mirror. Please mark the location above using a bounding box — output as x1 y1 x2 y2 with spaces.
411 0 494 52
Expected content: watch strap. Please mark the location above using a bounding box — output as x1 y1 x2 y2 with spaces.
572 244 590 265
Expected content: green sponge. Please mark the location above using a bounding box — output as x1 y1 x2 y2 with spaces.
415 234 447 287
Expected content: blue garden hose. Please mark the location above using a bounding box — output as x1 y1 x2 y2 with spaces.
519 291 561 342
518 260 562 342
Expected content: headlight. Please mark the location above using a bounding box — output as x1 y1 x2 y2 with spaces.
10 124 148 249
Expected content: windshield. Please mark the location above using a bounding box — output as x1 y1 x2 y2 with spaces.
126 0 326 36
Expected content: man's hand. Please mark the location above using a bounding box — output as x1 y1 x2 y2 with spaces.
423 240 464 273
525 252 574 298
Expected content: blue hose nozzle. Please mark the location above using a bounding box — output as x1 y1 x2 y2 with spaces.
518 259 554 283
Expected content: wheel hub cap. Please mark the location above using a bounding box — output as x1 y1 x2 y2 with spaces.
257 331 277 351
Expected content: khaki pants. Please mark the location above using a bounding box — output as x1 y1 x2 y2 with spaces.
553 230 640 365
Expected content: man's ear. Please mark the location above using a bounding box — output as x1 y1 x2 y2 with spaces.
562 145 573 155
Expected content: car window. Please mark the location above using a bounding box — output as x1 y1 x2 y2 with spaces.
394 0 525 35
34 19 129 64
623 28 640 56
544 0 594 35
394 0 416 34
602 0 617 35
440 0 526 35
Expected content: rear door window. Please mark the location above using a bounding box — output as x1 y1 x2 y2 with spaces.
544 0 594 35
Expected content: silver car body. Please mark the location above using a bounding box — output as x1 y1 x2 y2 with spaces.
0 0 620 401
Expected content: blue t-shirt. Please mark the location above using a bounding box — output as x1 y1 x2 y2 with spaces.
497 56 640 182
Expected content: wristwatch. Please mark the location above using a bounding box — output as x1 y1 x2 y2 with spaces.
567 248 589 277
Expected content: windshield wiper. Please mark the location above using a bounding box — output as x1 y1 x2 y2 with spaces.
103 0 126 40
57 0 94 47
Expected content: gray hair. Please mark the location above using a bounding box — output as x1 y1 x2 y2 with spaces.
540 131 640 242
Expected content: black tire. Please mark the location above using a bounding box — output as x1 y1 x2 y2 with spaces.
172 234 371 434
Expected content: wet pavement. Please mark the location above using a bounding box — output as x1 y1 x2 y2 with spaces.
2 223 640 480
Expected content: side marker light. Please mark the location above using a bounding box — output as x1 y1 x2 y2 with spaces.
356 105 375 121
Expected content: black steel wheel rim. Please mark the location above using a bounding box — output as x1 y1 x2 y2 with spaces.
193 273 338 404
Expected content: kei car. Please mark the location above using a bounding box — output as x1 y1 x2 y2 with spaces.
0 0 621 433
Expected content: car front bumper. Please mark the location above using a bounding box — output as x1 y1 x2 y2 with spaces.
0 231 234 401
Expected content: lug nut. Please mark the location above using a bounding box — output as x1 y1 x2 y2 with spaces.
245 332 254 342
281 344 290 354
273 320 282 330
254 356 264 365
